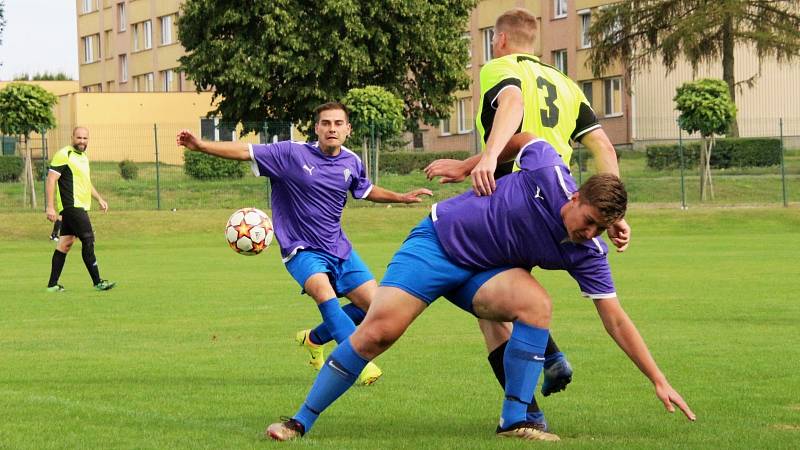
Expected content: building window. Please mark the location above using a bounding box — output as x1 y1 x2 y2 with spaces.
161 69 175 92
201 118 236 142
82 0 96 14
82 34 99 63
553 49 567 74
132 23 140 51
581 81 593 107
463 33 472 69
143 20 153 49
579 10 591 48
118 3 126 31
440 118 451 136
604 77 622 116
144 72 154 92
119 54 128 82
554 0 568 19
160 15 173 45
104 31 113 59
457 97 472 133
481 27 494 63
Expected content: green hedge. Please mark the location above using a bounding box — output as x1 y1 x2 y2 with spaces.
646 138 781 170
372 151 472 174
183 150 247 179
0 156 24 182
119 159 139 180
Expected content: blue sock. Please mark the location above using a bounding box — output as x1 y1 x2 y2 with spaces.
317 298 357 344
500 322 549 429
310 303 367 345
294 338 369 432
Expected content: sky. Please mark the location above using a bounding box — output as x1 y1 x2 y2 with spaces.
0 0 78 80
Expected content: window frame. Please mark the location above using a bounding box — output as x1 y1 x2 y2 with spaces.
457 97 472 134
119 54 128 83
481 27 494 63
143 20 153 49
579 9 591 48
160 15 173 45
118 3 127 31
554 0 568 19
604 77 623 117
553 49 568 74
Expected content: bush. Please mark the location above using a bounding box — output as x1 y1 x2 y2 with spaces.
0 155 24 182
119 159 139 180
183 150 247 179
645 138 781 170
374 151 472 174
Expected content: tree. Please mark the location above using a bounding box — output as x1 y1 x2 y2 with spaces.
343 86 405 184
588 0 800 137
178 0 475 133
674 78 737 201
13 71 74 81
0 83 58 208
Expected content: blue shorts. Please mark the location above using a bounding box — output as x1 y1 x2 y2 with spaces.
443 266 514 315
381 217 481 305
284 249 374 297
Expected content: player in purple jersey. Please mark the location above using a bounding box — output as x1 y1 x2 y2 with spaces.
177 102 432 386
267 133 695 442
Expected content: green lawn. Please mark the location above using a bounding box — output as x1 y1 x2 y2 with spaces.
3 150 800 211
1 207 799 449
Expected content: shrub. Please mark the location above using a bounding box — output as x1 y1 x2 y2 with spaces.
645 138 781 170
119 159 139 180
374 151 472 174
0 155 24 182
183 150 247 179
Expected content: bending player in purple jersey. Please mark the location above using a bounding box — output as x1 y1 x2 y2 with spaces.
267 132 695 442
177 102 432 385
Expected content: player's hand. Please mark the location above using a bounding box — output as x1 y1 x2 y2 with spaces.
607 218 631 252
424 159 469 184
98 198 109 212
176 129 201 151
400 188 434 203
655 380 696 421
470 154 498 196
46 206 58 223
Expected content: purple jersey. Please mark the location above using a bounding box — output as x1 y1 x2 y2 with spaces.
249 141 373 262
432 139 616 299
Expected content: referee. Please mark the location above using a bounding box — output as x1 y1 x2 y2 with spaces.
45 126 115 292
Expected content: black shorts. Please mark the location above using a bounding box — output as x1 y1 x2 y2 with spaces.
59 207 94 239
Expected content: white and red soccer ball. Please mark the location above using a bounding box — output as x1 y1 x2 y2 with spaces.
225 207 274 255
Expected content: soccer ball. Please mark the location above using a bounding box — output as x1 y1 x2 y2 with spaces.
225 207 274 255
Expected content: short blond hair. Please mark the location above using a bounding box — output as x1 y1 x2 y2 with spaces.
495 8 538 48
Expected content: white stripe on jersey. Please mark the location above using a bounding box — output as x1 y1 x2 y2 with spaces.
248 143 260 176
282 245 306 263
554 166 573 199
514 138 547 169
573 123 602 140
360 184 374 199
431 203 439 221
591 237 606 255
491 84 523 109
582 291 617 299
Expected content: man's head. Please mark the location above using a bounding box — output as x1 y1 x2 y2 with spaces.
562 174 627 242
314 102 351 151
72 127 89 152
492 8 537 57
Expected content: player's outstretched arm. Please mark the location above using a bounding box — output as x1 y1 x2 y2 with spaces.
176 129 250 161
366 186 433 204
471 88 524 196
593 297 696 421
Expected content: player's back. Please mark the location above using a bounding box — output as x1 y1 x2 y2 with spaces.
478 54 599 166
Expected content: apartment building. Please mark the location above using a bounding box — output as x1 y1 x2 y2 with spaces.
76 0 198 94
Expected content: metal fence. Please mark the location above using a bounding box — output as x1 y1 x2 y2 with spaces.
1 118 798 212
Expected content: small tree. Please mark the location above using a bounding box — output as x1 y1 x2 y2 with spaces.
0 83 57 208
674 79 737 201
343 86 405 184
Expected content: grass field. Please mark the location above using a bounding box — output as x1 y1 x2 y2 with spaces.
2 148 800 211
1 207 799 449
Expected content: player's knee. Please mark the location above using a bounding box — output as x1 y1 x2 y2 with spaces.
515 295 552 328
355 320 401 356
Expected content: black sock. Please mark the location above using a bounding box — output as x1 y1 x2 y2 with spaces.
51 219 62 237
48 250 67 287
81 241 102 285
488 340 540 414
545 334 561 357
